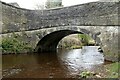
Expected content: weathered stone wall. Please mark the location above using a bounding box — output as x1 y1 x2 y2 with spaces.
1 1 119 34
1 2 31 33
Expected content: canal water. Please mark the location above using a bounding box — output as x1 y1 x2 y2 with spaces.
2 46 106 78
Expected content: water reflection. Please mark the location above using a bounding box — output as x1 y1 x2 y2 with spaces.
57 46 104 75
81 46 104 64
2 46 104 78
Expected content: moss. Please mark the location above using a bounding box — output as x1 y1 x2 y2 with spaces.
104 62 119 78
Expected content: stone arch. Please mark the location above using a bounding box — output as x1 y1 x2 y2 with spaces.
35 29 100 53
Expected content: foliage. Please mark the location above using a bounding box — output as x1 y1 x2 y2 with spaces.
58 36 82 49
71 45 82 49
34 3 45 10
79 71 95 78
1 33 32 54
78 34 95 46
105 62 119 78
58 34 95 49
34 0 63 10
45 0 63 9
79 62 119 78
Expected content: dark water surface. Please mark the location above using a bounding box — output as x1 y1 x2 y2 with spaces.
2 46 109 78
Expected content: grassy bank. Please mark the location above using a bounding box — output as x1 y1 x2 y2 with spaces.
78 62 119 78
104 62 119 78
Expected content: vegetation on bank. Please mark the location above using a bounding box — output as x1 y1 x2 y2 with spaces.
78 34 95 46
79 71 96 78
78 62 119 78
58 34 95 49
104 62 119 78
1 33 32 54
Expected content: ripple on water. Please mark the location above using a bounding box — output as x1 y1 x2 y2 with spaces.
3 46 105 78
57 46 104 76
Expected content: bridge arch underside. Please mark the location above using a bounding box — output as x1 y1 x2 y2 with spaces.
35 30 97 53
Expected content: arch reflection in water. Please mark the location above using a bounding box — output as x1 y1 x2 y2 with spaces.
57 46 104 75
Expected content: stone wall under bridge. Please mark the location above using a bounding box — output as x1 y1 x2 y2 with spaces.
1 26 119 61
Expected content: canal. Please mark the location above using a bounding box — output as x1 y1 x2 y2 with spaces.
2 46 112 78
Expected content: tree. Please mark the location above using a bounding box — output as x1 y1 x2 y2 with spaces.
34 0 63 10
34 3 45 10
45 0 63 9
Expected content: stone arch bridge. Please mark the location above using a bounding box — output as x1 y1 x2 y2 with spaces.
0 1 119 61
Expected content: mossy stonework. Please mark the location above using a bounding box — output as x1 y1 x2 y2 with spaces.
0 1 119 61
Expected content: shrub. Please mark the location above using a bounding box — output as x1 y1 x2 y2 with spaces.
1 33 32 54
79 71 95 78
78 34 95 46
